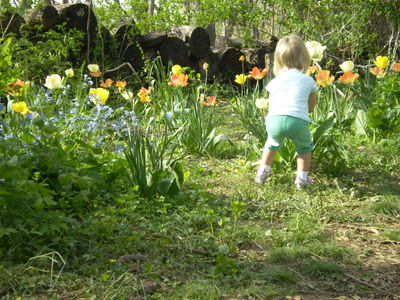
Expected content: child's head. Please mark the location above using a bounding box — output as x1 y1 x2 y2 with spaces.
273 34 311 75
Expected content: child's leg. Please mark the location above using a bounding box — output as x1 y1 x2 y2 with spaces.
297 151 311 171
261 148 277 166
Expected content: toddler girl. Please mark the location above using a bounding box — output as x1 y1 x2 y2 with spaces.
255 34 318 188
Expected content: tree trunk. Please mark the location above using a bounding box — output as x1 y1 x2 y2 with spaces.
0 11 25 37
197 50 220 79
158 36 189 67
242 48 268 69
170 25 210 58
141 32 167 49
204 24 216 47
24 6 60 31
213 47 244 79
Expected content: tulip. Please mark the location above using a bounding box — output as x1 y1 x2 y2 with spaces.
88 64 100 73
373 56 389 69
7 79 29 96
255 98 269 109
89 88 109 104
115 81 127 91
391 62 400 72
168 73 189 87
239 55 245 62
137 87 152 103
369 67 385 78
12 101 30 116
44 74 63 90
248 67 268 80
172 65 182 75
315 70 334 87
235 74 247 85
65 68 74 78
100 78 114 88
203 63 209 71
338 72 359 84
121 90 134 100
306 65 320 76
200 96 217 106
339 61 354 73
305 41 326 62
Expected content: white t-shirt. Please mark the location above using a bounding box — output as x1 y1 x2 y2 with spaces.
266 69 317 122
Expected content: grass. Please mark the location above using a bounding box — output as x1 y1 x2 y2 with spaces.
1 106 400 299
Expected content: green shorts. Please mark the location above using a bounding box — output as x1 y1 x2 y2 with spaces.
265 115 313 155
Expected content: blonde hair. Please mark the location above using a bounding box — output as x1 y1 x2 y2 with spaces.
273 34 311 76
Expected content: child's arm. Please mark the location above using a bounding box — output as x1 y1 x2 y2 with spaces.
308 92 317 113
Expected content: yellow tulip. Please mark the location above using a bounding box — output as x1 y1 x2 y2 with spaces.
89 88 109 104
235 74 247 85
12 101 30 116
373 56 389 69
172 65 182 75
239 55 245 62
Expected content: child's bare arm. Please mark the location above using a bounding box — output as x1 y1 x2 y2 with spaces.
308 92 317 113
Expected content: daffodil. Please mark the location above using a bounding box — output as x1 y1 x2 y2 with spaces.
168 73 189 87
235 74 247 85
248 67 268 80
339 61 354 73
89 88 109 104
373 56 389 69
338 72 359 84
44 74 63 90
305 41 326 62
65 68 74 78
12 101 30 116
315 70 334 87
172 65 182 75
239 55 245 62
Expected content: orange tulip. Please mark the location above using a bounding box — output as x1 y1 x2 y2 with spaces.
115 80 127 91
307 65 321 75
100 78 114 88
391 62 400 72
89 71 102 77
315 70 334 87
369 66 385 78
338 72 360 84
168 73 189 87
7 79 30 96
200 96 218 106
137 87 152 103
248 67 268 80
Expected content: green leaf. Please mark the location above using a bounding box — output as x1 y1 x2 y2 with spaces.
313 117 334 146
355 109 367 135
366 106 383 128
157 178 174 195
